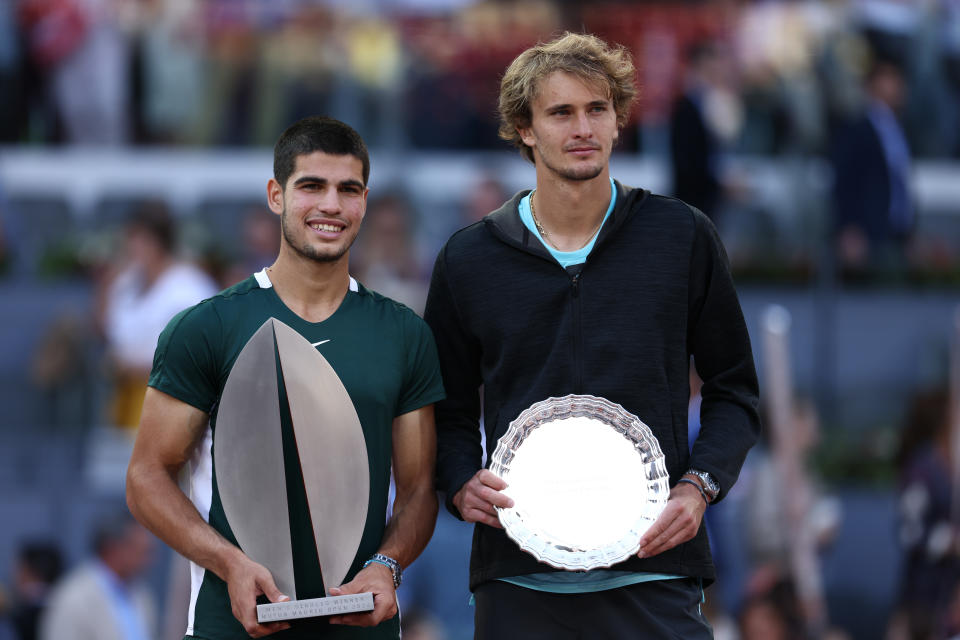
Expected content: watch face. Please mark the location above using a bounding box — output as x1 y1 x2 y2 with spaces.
704 476 719 493
688 470 718 497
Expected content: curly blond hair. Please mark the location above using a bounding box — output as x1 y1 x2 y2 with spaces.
498 32 637 163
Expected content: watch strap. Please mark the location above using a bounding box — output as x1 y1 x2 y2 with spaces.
677 477 710 504
684 469 719 502
364 553 402 588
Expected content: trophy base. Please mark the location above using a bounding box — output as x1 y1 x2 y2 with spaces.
257 592 375 622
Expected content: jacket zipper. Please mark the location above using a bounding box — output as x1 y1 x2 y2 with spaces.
571 271 583 393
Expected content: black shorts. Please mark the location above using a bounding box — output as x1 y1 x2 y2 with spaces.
473 577 713 640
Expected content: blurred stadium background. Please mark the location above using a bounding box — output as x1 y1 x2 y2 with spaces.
1 1 960 639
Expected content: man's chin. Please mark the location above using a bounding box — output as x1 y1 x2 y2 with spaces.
558 164 604 182
293 243 350 264
310 250 349 264
535 150 606 182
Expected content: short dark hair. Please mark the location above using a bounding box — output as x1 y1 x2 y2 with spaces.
91 509 137 557
128 200 175 253
18 541 64 584
273 116 370 189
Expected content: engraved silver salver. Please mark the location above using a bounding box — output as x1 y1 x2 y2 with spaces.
489 395 670 571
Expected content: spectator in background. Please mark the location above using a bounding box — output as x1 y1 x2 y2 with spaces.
351 191 428 314
831 59 915 277
462 174 510 225
0 605 14 640
0 192 14 277
39 510 156 640
741 397 841 638
745 399 839 575
738 578 804 640
17 0 131 145
338 15 405 148
136 0 205 145
738 581 864 640
7 542 63 640
0 0 25 143
670 40 743 225
220 204 281 287
95 201 218 429
888 388 960 640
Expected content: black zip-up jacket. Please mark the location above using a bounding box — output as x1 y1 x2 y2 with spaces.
424 180 760 589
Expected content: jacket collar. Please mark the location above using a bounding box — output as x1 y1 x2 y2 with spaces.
482 179 650 260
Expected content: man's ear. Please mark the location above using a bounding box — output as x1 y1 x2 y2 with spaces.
267 178 284 216
360 187 370 220
517 124 536 149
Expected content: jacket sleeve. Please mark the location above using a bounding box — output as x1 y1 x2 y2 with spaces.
686 208 761 501
424 243 485 518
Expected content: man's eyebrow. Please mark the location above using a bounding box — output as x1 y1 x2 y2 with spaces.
545 99 609 111
291 176 365 189
292 175 328 187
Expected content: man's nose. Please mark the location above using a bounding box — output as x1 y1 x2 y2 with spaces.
317 187 341 212
572 111 592 138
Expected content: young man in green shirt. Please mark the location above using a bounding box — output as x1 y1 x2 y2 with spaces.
127 117 445 640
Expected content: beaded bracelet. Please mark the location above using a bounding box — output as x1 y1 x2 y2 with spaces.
677 477 710 505
363 553 402 588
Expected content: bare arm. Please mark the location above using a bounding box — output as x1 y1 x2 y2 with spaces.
126 387 290 638
329 404 440 626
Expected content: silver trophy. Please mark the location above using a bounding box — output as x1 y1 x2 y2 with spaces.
489 395 669 570
214 318 374 621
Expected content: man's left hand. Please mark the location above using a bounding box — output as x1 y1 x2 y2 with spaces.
327 561 397 627
635 481 707 559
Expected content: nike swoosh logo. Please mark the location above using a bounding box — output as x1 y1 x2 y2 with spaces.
311 340 330 347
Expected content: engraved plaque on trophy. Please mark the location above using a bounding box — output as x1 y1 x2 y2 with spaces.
489 395 670 570
214 318 374 622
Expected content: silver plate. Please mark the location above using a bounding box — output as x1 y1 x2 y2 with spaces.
489 395 670 570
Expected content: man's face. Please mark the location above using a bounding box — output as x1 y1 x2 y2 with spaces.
124 226 165 268
268 151 368 265
107 524 155 582
517 71 619 182
871 66 905 112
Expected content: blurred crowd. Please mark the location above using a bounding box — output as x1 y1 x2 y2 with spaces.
2 0 960 284
0 0 959 158
1 2 960 640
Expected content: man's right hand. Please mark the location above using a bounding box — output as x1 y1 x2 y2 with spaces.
452 469 514 528
224 555 292 638
127 388 292 637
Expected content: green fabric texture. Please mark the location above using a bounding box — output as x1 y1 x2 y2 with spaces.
152 274 445 640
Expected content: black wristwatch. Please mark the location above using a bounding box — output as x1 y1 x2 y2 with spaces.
684 469 720 503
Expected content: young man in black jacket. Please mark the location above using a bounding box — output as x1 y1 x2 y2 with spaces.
424 32 760 639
